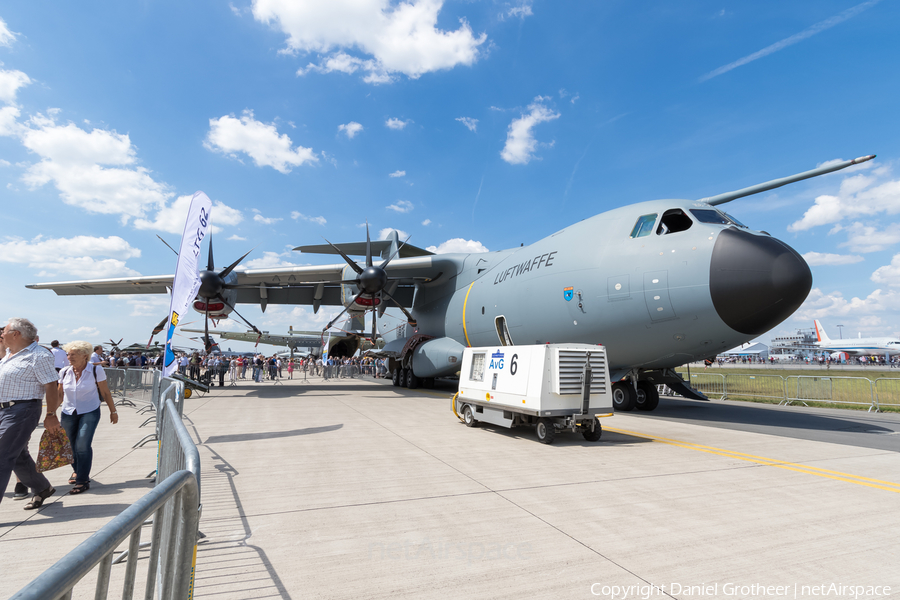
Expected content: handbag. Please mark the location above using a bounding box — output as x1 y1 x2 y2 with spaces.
36 427 74 472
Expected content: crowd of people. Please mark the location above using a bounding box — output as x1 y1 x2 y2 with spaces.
169 353 390 386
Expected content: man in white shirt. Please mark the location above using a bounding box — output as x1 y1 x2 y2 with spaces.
90 346 104 365
0 318 58 509
50 340 69 372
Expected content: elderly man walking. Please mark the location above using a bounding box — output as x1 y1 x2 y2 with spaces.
0 318 58 509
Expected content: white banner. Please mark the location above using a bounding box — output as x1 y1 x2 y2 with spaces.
162 191 212 378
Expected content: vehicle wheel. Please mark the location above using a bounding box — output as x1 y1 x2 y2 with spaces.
635 381 660 411
184 388 192 399
407 369 420 389
535 418 556 444
582 419 602 442
612 382 635 411
392 368 400 387
463 405 477 427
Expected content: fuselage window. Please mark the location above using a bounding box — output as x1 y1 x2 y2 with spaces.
656 209 693 235
630 213 658 238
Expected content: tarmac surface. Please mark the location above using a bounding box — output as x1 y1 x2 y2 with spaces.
2 373 899 599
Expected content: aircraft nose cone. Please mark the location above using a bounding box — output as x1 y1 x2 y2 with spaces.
709 228 812 336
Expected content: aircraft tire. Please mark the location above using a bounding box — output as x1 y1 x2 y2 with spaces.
407 369 420 389
535 418 555 444
635 381 660 411
392 368 400 387
582 419 602 442
612 382 635 412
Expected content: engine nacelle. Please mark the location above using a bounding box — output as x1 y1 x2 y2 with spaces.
410 337 466 378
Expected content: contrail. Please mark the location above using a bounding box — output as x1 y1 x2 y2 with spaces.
700 0 881 82
472 174 484 221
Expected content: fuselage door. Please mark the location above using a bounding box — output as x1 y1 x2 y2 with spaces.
644 271 676 322
495 315 514 346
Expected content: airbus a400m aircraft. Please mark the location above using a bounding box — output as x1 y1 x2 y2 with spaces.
28 155 874 411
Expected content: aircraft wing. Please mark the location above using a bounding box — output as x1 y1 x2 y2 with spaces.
181 328 326 349
27 256 454 309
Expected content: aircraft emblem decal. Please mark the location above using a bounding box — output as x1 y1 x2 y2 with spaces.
563 286 574 301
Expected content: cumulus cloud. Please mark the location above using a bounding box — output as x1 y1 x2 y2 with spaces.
794 286 900 322
228 234 247 241
0 18 17 47
252 209 282 225
802 252 864 266
0 105 20 136
134 195 243 234
838 222 900 253
385 118 411 130
500 97 560 165
18 113 172 223
787 168 900 231
426 238 488 254
291 211 327 225
386 199 413 213
421 219 431 226
206 110 318 173
0 69 31 104
871 253 900 287
240 250 302 270
338 121 363 138
388 170 405 178
254 0 487 84
0 235 141 278
456 117 478 132
109 295 171 318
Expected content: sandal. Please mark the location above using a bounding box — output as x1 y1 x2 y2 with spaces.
68 473 77 485
24 486 55 510
70 483 90 495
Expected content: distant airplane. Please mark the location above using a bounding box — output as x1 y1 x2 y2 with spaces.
28 155 875 411
814 320 900 357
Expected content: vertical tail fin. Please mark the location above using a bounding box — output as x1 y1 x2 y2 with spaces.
814 320 831 343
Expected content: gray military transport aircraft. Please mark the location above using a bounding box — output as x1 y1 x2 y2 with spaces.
28 155 874 411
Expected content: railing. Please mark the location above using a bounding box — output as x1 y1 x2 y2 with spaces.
784 375 876 410
874 378 900 411
9 470 199 600
12 375 201 600
723 373 786 402
664 372 888 412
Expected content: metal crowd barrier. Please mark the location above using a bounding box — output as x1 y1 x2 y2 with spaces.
784 375 876 410
12 374 202 599
722 373 786 402
10 471 199 600
874 378 900 411
664 372 888 412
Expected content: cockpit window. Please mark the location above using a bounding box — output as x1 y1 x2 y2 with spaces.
690 209 730 225
690 208 747 228
657 209 693 235
630 214 657 238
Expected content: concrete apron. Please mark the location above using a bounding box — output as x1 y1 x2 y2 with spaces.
2 376 899 599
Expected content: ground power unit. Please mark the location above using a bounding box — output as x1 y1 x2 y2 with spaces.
454 344 613 444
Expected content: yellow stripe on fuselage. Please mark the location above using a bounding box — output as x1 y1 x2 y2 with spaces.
462 282 474 347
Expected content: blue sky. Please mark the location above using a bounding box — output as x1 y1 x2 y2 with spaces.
1 0 898 351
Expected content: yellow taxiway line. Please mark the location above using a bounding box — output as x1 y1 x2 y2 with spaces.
605 426 900 494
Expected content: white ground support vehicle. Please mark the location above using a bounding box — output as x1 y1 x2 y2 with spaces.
454 344 613 444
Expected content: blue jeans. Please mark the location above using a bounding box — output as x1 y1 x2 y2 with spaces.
60 407 101 485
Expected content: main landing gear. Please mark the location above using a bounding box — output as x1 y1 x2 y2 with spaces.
611 380 659 412
391 366 434 390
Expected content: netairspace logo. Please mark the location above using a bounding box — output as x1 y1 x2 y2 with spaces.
589 582 893 599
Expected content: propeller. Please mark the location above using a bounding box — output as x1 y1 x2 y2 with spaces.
320 223 417 342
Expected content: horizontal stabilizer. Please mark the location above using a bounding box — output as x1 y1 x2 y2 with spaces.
295 240 433 258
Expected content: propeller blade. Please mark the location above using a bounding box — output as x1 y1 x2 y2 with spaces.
207 233 215 272
365 222 373 268
324 291 364 331
382 290 417 326
219 247 255 278
322 236 363 275
151 315 168 336
215 293 261 335
378 235 412 270
371 302 377 346
204 303 212 352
